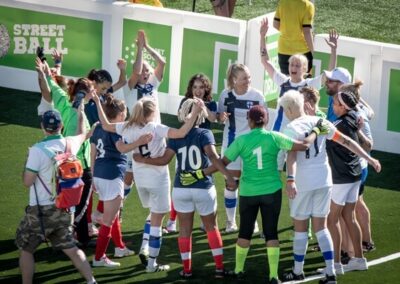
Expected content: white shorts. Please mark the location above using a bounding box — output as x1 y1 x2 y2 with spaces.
125 152 133 173
93 177 124 201
172 186 217 216
289 187 332 220
221 146 242 171
331 181 361 206
136 184 171 214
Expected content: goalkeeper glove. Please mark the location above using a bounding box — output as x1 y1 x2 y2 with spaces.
180 169 206 186
311 118 330 136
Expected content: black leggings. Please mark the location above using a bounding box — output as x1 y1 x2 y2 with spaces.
74 168 92 245
238 189 282 241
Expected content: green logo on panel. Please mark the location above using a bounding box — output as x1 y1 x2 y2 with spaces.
121 19 172 93
0 6 103 77
180 28 239 100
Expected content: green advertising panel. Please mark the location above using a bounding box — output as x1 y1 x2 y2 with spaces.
0 6 102 77
263 33 280 103
313 52 355 108
121 19 171 93
180 28 238 100
387 68 400 132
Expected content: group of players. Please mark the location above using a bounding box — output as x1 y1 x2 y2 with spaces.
17 14 382 283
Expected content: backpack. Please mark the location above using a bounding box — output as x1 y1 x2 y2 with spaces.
35 139 84 209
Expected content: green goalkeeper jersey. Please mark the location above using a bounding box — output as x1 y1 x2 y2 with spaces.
224 128 294 196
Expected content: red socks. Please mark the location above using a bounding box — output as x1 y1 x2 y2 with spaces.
207 229 224 270
111 217 125 249
178 237 192 273
95 224 111 260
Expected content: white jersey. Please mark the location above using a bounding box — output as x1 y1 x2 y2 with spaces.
26 135 82 206
284 115 337 192
123 74 161 123
116 121 170 188
217 88 266 148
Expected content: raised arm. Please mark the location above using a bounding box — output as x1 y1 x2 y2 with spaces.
128 31 145 89
35 57 52 103
51 49 63 76
332 131 381 172
92 94 117 133
325 29 339 71
260 18 277 79
116 133 153 153
75 100 87 145
133 148 175 166
144 33 166 82
112 59 127 92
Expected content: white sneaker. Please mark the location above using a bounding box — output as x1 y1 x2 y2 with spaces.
114 247 135 258
225 221 238 233
146 263 170 273
317 263 344 275
92 256 120 268
253 221 260 234
166 220 177 233
91 210 104 225
343 257 368 272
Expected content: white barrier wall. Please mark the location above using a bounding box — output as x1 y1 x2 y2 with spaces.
0 1 399 153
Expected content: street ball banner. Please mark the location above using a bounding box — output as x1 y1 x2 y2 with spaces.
121 19 172 93
0 5 103 77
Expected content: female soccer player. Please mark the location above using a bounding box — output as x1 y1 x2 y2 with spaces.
134 98 236 279
90 95 151 267
279 90 380 283
217 63 265 233
93 96 203 273
192 104 323 283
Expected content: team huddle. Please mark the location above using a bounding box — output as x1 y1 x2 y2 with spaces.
17 13 381 284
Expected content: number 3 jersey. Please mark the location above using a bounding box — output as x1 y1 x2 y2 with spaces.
115 121 170 188
168 128 215 189
283 115 337 191
90 124 127 180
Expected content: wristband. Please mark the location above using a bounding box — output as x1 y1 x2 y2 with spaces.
287 175 295 179
54 59 62 65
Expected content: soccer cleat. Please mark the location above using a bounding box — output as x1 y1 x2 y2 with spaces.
319 274 337 284
362 241 376 253
166 220 177 233
317 263 344 275
114 247 135 258
138 249 149 267
225 221 238 233
146 263 170 273
269 277 282 284
282 270 305 281
341 250 351 265
343 257 368 272
92 256 120 268
226 270 245 280
215 269 227 279
179 270 193 279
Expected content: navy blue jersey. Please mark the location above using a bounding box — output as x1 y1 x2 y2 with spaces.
90 124 127 180
84 95 105 126
168 128 215 189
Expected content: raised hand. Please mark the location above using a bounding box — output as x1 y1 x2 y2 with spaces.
325 29 339 50
260 17 269 37
52 49 63 64
116 59 127 71
136 30 146 49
